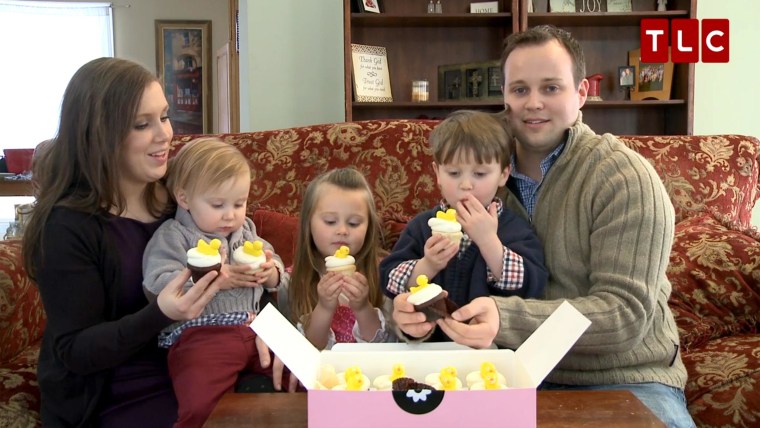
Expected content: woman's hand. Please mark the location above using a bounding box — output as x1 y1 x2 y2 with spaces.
436 296 499 349
315 271 343 312
392 292 435 338
219 263 258 289
157 268 221 321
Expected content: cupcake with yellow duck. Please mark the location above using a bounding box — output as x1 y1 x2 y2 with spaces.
233 240 267 274
428 208 463 246
332 365 371 391
466 361 507 390
424 366 464 391
407 275 458 321
187 238 222 282
372 363 406 391
325 245 356 275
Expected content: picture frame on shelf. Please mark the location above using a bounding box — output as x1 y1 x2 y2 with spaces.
606 0 632 12
155 20 212 134
628 48 674 101
549 0 575 12
618 65 635 88
350 44 393 102
354 0 381 13
440 68 463 101
438 60 501 101
487 65 502 98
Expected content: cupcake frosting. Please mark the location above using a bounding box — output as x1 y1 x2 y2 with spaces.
428 208 462 233
187 238 222 267
233 240 266 269
407 275 443 305
325 245 355 268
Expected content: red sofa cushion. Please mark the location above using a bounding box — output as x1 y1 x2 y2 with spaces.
619 135 760 230
252 209 299 268
667 212 760 350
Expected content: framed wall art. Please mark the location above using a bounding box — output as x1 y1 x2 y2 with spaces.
350 44 392 102
628 48 674 101
155 20 212 134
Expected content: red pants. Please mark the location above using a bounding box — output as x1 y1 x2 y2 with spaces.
167 325 275 428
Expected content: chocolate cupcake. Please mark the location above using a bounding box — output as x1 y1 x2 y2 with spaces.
392 377 435 392
187 238 222 282
407 275 459 322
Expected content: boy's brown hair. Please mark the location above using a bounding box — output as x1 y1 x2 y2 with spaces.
429 110 513 169
166 137 251 199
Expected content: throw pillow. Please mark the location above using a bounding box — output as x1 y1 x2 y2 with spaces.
666 212 760 350
252 209 299 268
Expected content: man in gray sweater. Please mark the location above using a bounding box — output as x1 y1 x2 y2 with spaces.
432 25 695 427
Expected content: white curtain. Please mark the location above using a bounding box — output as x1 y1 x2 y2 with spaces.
0 1 113 151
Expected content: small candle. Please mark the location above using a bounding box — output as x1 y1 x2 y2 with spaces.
412 80 429 102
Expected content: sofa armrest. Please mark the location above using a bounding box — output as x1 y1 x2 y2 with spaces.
0 240 46 363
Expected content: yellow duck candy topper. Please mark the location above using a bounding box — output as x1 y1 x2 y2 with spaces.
344 365 364 391
390 363 405 381
483 373 500 390
197 238 221 256
242 240 264 257
410 274 430 294
440 374 458 391
436 208 457 222
480 361 497 379
334 245 351 258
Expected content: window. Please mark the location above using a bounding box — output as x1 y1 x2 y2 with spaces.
0 1 113 237
0 1 114 152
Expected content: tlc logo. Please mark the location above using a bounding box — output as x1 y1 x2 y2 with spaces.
641 19 729 63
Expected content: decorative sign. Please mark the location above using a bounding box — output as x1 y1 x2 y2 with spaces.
470 1 498 13
549 0 575 12
350 44 393 102
606 0 632 12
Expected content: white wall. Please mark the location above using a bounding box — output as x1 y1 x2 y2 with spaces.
695 1 760 229
239 0 344 132
44 0 229 132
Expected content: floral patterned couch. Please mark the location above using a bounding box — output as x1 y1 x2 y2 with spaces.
1 119 758 427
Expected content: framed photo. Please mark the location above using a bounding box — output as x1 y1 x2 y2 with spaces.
355 0 381 13
606 0 632 12
618 65 635 88
628 48 674 101
487 66 502 97
155 20 212 134
440 68 463 101
350 44 392 102
438 60 501 101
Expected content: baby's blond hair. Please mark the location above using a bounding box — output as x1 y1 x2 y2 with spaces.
166 137 251 199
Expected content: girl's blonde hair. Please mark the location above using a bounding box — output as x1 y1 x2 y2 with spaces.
166 137 251 199
288 168 384 326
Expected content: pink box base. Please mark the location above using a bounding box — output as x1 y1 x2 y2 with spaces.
308 388 537 428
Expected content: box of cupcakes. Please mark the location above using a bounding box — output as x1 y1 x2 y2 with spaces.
252 300 590 428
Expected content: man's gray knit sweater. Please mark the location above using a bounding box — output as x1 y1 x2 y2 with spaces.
143 207 285 334
500 116 687 389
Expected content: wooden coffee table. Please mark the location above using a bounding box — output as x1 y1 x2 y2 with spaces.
205 390 664 427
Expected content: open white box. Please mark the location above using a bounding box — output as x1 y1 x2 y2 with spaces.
252 301 590 428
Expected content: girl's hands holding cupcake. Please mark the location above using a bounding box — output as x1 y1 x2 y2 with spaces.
315 271 344 312
340 272 371 312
